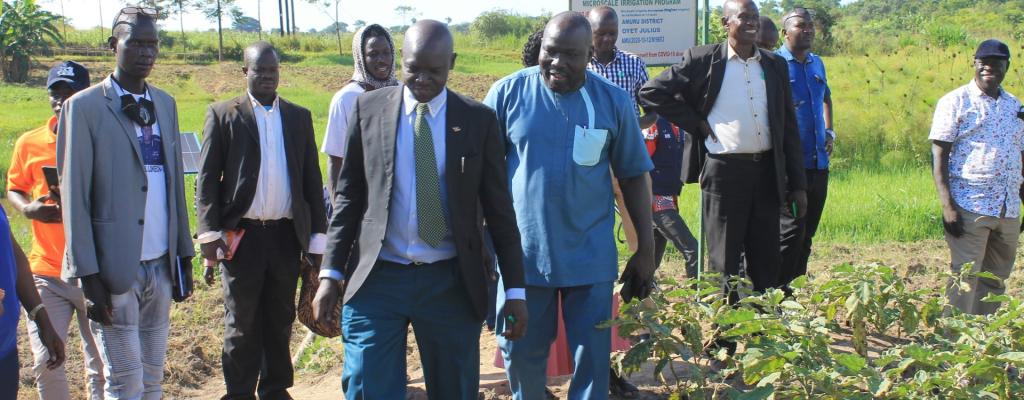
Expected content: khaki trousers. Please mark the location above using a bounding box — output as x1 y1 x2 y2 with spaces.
945 207 1020 315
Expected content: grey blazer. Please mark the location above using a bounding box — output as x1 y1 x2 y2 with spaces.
57 76 195 295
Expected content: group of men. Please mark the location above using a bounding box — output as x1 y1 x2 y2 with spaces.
4 0 1021 399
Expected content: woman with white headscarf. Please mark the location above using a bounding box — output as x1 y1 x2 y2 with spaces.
322 24 399 195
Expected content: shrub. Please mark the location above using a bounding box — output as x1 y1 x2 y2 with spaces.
610 265 1024 399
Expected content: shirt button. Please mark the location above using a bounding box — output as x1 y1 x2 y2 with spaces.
138 219 144 225
142 185 148 192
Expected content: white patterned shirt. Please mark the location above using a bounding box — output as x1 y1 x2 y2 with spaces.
705 45 772 154
588 48 649 117
930 80 1024 218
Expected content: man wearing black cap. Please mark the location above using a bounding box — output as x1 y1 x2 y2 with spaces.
930 39 1024 315
7 60 106 400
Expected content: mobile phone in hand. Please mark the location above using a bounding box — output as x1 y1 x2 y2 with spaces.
42 166 60 200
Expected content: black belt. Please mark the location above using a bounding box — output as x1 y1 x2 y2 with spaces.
709 151 772 162
238 218 290 228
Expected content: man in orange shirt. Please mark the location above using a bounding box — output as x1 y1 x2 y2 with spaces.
7 61 105 400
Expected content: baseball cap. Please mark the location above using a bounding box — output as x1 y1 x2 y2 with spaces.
974 39 1011 60
47 61 90 91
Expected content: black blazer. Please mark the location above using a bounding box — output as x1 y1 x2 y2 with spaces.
322 86 526 321
639 43 807 201
196 94 327 250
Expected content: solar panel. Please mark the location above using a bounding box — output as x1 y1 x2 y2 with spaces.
180 132 202 174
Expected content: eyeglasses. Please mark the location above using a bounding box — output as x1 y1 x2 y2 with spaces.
111 6 160 36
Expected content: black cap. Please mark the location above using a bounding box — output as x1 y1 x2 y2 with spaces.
46 61 90 91
975 39 1011 60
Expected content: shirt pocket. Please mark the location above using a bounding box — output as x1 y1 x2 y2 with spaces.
572 126 608 167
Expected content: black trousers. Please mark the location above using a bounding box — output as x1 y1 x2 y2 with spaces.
653 209 700 279
701 154 782 296
779 169 829 288
220 219 301 400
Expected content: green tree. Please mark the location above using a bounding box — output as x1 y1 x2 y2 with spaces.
230 9 260 32
0 0 62 83
394 5 417 27
193 0 237 61
306 0 345 56
353 19 365 30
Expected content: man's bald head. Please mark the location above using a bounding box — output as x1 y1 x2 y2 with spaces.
244 41 279 68
400 20 456 102
403 19 454 57
586 6 618 27
539 12 592 93
544 11 592 43
722 0 758 18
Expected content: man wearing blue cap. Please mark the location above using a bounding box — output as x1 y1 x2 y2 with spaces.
931 39 1024 315
7 60 106 400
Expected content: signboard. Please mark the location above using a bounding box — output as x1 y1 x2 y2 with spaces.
569 0 698 66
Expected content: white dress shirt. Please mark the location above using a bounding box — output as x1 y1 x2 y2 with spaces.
705 45 773 154
197 93 325 254
321 82 365 158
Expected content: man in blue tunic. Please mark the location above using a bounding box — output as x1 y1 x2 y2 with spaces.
485 12 655 400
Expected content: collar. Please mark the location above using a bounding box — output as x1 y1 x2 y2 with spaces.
110 75 150 100
727 43 762 62
968 79 1004 100
247 91 280 112
46 115 58 140
591 48 622 66
778 45 814 64
403 86 447 117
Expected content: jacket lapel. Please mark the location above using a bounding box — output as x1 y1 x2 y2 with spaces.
758 51 780 137
234 95 260 144
102 77 144 167
380 87 402 193
702 43 728 114
152 90 176 178
443 91 462 202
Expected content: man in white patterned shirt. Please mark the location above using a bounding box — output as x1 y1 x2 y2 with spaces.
930 39 1024 316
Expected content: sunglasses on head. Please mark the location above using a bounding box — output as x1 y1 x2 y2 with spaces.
783 7 816 25
111 6 160 35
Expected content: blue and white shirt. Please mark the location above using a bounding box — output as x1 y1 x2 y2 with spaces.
777 45 831 170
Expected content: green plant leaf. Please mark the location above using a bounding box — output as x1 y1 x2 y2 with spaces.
835 353 868 373
716 308 757 325
734 386 774 400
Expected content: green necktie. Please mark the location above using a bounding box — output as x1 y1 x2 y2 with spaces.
415 102 448 247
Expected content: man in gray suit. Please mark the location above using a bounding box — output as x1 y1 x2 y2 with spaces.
57 7 194 399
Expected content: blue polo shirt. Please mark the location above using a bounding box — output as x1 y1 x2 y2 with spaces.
777 45 831 170
485 67 653 287
0 206 19 360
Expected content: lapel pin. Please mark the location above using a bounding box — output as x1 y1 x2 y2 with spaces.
452 126 462 133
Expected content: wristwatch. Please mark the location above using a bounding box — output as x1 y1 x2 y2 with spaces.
826 129 836 140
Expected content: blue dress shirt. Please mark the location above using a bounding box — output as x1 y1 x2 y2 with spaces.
777 45 831 170
378 87 457 264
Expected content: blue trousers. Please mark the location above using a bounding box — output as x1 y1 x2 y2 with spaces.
0 347 16 399
341 259 481 400
496 280 613 400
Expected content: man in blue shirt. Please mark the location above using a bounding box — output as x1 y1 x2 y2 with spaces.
485 12 655 400
776 7 835 289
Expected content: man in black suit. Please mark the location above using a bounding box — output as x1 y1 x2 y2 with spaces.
640 0 806 299
311 20 528 400
195 41 327 400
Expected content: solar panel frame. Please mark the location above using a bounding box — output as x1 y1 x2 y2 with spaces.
180 132 202 174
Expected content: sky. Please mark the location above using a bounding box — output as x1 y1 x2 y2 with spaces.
38 0 728 32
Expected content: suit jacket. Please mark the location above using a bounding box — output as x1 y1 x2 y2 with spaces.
322 86 526 321
195 94 327 250
57 77 195 295
639 43 807 201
